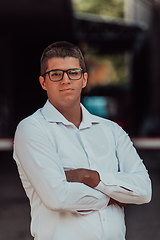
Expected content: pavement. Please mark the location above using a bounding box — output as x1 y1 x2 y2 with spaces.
0 149 160 240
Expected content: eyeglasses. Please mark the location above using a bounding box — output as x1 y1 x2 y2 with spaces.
42 68 84 82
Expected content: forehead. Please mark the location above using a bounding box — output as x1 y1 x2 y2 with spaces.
47 57 80 70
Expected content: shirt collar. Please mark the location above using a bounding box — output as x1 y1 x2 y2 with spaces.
80 104 100 129
41 100 100 129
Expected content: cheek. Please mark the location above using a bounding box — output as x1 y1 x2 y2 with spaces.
48 86 57 95
77 81 85 91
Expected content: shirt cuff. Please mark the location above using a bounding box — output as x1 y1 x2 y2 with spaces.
95 174 117 195
95 181 111 195
77 189 110 215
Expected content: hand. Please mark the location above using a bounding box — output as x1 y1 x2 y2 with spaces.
65 168 100 188
108 198 126 207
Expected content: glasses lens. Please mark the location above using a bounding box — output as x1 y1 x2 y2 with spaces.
49 70 63 81
68 69 82 80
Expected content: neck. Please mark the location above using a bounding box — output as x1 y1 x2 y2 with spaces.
56 104 82 128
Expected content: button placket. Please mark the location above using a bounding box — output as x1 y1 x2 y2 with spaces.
79 130 97 170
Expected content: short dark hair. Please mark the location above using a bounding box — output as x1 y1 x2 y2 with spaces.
40 41 86 75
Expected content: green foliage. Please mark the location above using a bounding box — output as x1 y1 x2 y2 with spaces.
72 0 124 19
84 53 128 86
72 0 127 86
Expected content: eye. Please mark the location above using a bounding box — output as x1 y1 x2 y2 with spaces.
69 69 80 75
50 70 62 77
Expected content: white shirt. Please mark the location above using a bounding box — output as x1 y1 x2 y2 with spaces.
13 100 151 240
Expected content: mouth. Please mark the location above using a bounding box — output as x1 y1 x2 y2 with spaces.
60 88 74 92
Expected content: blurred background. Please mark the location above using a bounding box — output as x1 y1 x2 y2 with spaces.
0 0 160 239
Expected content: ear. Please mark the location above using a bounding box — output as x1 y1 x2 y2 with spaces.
82 72 88 89
39 76 47 91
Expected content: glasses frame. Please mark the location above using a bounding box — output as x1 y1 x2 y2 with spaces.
42 68 85 82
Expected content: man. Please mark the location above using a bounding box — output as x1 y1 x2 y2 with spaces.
13 41 151 240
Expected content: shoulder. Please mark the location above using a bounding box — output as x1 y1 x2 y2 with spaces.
92 113 121 130
15 109 46 138
18 108 42 125
91 114 128 141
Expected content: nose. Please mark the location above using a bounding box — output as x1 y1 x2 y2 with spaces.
61 72 71 84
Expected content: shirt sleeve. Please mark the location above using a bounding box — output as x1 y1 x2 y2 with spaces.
95 124 152 204
13 118 109 213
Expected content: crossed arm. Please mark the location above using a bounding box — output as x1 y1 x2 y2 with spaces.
65 168 126 207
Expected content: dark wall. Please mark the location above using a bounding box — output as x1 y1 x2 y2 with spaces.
130 3 160 136
0 0 75 136
1 1 160 137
